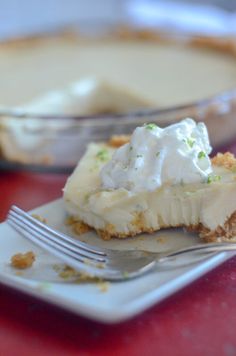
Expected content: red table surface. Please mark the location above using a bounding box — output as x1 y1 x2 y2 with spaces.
0 162 236 356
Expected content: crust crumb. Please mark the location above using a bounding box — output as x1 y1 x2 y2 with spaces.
97 223 116 240
59 265 79 279
116 26 162 41
58 265 98 281
65 216 77 225
131 212 155 235
73 221 91 235
31 214 47 224
98 282 110 292
187 211 236 242
96 217 156 240
57 265 109 290
40 154 54 165
131 212 145 231
211 152 236 171
85 209 236 242
65 216 91 235
11 251 35 269
108 135 130 148
190 37 236 56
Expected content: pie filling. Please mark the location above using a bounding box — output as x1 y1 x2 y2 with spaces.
0 37 236 107
0 34 236 164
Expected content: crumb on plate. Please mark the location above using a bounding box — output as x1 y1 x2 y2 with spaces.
31 214 47 224
11 251 35 269
55 264 109 291
98 281 110 292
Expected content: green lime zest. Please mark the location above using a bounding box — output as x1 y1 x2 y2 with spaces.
198 151 206 159
122 271 129 278
186 137 195 148
207 174 221 184
145 123 157 130
96 149 110 162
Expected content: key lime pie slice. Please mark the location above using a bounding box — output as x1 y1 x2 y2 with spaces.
63 118 236 242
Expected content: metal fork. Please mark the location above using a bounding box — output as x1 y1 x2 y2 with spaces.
7 205 236 281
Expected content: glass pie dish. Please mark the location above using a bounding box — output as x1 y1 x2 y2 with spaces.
0 89 236 173
0 27 236 173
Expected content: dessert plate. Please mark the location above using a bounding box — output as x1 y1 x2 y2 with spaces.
0 198 234 323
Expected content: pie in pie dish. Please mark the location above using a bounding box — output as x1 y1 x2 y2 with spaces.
0 31 235 108
0 31 236 165
63 118 236 242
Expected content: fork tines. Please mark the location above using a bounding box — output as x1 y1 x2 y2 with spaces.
7 205 112 278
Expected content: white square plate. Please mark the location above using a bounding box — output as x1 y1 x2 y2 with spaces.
0 199 233 324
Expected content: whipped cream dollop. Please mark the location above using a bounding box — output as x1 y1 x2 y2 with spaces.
101 118 213 192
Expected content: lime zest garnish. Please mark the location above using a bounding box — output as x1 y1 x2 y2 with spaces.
186 137 195 148
207 174 221 184
96 149 110 162
144 123 157 130
123 271 129 278
182 137 196 148
198 151 206 159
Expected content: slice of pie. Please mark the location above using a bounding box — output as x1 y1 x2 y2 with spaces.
63 119 236 242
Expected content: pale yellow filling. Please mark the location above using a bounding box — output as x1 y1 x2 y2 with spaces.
0 38 235 107
63 143 236 235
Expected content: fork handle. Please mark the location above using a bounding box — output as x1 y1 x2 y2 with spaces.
158 242 236 263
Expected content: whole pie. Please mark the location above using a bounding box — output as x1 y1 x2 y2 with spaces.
0 30 236 164
0 31 235 108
